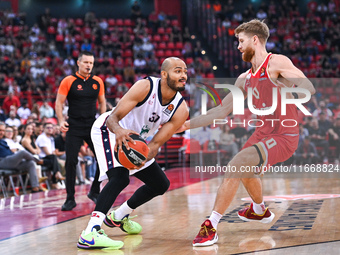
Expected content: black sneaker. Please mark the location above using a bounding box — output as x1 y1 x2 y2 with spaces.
87 191 99 204
61 200 76 211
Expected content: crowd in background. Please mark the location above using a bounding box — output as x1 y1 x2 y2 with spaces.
185 0 340 165
0 1 340 193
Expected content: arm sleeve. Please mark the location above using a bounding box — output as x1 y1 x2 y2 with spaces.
58 76 75 96
93 76 105 96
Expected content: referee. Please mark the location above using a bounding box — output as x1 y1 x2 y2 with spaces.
55 51 106 211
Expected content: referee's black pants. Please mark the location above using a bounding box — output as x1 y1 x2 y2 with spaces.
65 129 101 201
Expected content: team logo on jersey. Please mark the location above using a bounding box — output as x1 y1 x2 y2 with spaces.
77 85 83 90
92 84 98 90
140 125 150 137
163 104 174 116
260 67 266 77
148 93 156 105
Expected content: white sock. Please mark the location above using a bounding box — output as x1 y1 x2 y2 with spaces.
115 201 133 220
253 201 266 215
85 211 106 234
208 211 222 230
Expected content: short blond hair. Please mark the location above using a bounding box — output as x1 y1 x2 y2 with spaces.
235 19 270 44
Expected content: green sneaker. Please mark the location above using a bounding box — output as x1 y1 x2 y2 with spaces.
104 211 142 234
77 228 124 250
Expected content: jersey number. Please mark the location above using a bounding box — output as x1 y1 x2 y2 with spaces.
149 112 160 123
265 138 277 149
252 87 260 99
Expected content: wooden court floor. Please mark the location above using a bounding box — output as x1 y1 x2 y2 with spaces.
0 167 340 255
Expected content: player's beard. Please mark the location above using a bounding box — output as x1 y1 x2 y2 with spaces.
167 74 186 92
242 46 255 62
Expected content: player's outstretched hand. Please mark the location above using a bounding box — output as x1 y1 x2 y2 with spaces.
175 120 190 133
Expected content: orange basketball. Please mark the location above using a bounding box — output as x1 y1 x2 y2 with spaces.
114 134 149 169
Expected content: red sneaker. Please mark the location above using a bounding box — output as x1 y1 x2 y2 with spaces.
238 203 275 223
192 220 218 247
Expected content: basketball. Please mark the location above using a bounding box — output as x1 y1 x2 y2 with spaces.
114 134 149 169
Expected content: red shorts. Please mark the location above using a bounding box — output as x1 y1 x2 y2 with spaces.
243 131 299 169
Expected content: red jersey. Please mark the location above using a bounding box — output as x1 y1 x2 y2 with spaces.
244 53 299 136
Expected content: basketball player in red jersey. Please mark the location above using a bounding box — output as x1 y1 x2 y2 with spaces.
177 19 316 246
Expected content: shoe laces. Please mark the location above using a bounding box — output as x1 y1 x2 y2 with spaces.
97 229 108 237
122 215 138 227
250 208 267 217
199 224 215 237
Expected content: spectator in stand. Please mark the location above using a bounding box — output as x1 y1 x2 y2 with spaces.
131 1 142 20
3 126 25 152
141 39 154 58
39 8 51 32
313 100 333 120
0 122 42 193
256 9 268 20
57 18 68 34
233 11 243 23
148 11 158 33
219 124 238 158
81 39 92 52
26 114 37 125
115 56 125 74
157 12 167 27
84 11 96 27
328 118 340 164
105 73 118 94
192 126 211 146
2 91 20 115
193 41 203 58
298 124 309 145
133 54 147 73
33 122 43 140
5 111 21 128
230 118 248 149
182 41 193 58
82 143 97 182
307 0 318 13
116 82 130 98
119 30 130 44
31 23 41 36
36 122 65 189
170 26 182 43
123 59 136 84
133 18 146 35
0 106 6 122
64 34 77 56
182 27 191 42
11 125 22 143
39 101 54 119
295 137 319 165
132 41 143 58
98 18 108 32
21 124 40 156
333 104 340 119
318 112 332 135
147 55 159 74
17 102 31 121
63 56 76 67
212 0 222 18
308 118 329 163
202 56 213 74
